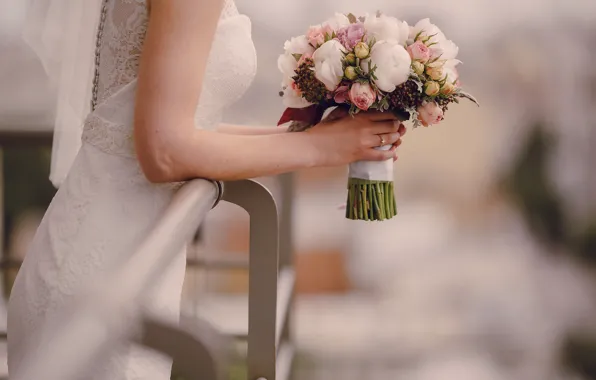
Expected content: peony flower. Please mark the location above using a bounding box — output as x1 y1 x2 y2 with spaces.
354 41 370 59
430 38 459 62
278 35 316 86
344 66 358 80
443 64 459 85
322 13 351 32
407 41 430 63
307 24 334 47
362 40 411 92
409 18 447 46
417 101 444 126
278 53 298 86
337 23 366 50
363 13 409 46
349 82 376 111
313 39 346 91
283 35 315 56
424 81 441 96
282 81 311 108
411 61 425 75
334 85 350 103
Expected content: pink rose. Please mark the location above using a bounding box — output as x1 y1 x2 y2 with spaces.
334 85 350 103
337 23 366 50
407 41 430 63
307 25 334 47
349 82 376 111
417 101 444 127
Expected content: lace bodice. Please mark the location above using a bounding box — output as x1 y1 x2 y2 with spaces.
83 0 257 157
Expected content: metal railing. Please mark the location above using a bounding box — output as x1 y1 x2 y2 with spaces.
0 130 296 380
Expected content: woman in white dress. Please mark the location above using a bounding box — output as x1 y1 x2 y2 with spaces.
7 0 405 379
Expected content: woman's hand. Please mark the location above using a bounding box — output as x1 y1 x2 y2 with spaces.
393 123 406 162
307 110 403 167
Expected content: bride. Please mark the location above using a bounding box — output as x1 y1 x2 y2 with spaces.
7 0 405 378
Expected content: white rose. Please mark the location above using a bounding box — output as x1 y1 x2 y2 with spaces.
364 13 409 45
313 39 346 91
283 35 315 56
323 13 351 31
362 40 411 92
409 18 446 45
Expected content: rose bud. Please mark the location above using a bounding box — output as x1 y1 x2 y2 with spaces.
425 65 444 81
441 81 456 95
345 52 357 65
354 42 370 59
412 61 425 76
344 66 358 80
424 81 440 96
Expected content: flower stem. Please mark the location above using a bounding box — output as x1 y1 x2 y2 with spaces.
346 178 397 221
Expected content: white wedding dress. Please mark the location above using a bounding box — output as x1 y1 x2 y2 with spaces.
7 0 256 379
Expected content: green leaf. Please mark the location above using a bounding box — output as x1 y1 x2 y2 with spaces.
292 53 302 62
456 91 480 106
347 13 358 24
414 30 424 42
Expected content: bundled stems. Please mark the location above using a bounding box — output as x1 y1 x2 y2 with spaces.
346 178 397 221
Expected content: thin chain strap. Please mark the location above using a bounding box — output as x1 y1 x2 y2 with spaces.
91 0 110 111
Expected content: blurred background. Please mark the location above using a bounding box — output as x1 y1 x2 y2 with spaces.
1 0 596 379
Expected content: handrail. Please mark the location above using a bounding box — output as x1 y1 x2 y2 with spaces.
0 130 297 380
10 179 221 380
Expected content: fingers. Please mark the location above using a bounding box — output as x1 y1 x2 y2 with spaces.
325 107 350 123
398 123 406 136
361 145 397 161
367 120 400 134
357 110 398 122
373 132 401 148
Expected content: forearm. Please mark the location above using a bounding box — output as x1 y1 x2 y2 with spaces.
217 123 289 135
157 126 319 181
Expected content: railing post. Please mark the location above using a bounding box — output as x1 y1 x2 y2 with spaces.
223 180 279 380
278 173 295 342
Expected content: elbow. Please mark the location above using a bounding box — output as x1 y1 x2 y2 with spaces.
137 149 178 183
134 131 182 184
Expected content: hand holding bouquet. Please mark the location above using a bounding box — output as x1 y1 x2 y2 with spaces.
277 13 478 221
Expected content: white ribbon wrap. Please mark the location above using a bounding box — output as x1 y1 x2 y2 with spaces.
348 145 394 181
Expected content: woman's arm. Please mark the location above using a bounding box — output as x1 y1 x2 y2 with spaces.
217 124 289 135
134 0 401 183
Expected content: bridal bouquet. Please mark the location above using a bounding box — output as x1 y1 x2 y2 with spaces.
277 13 478 221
